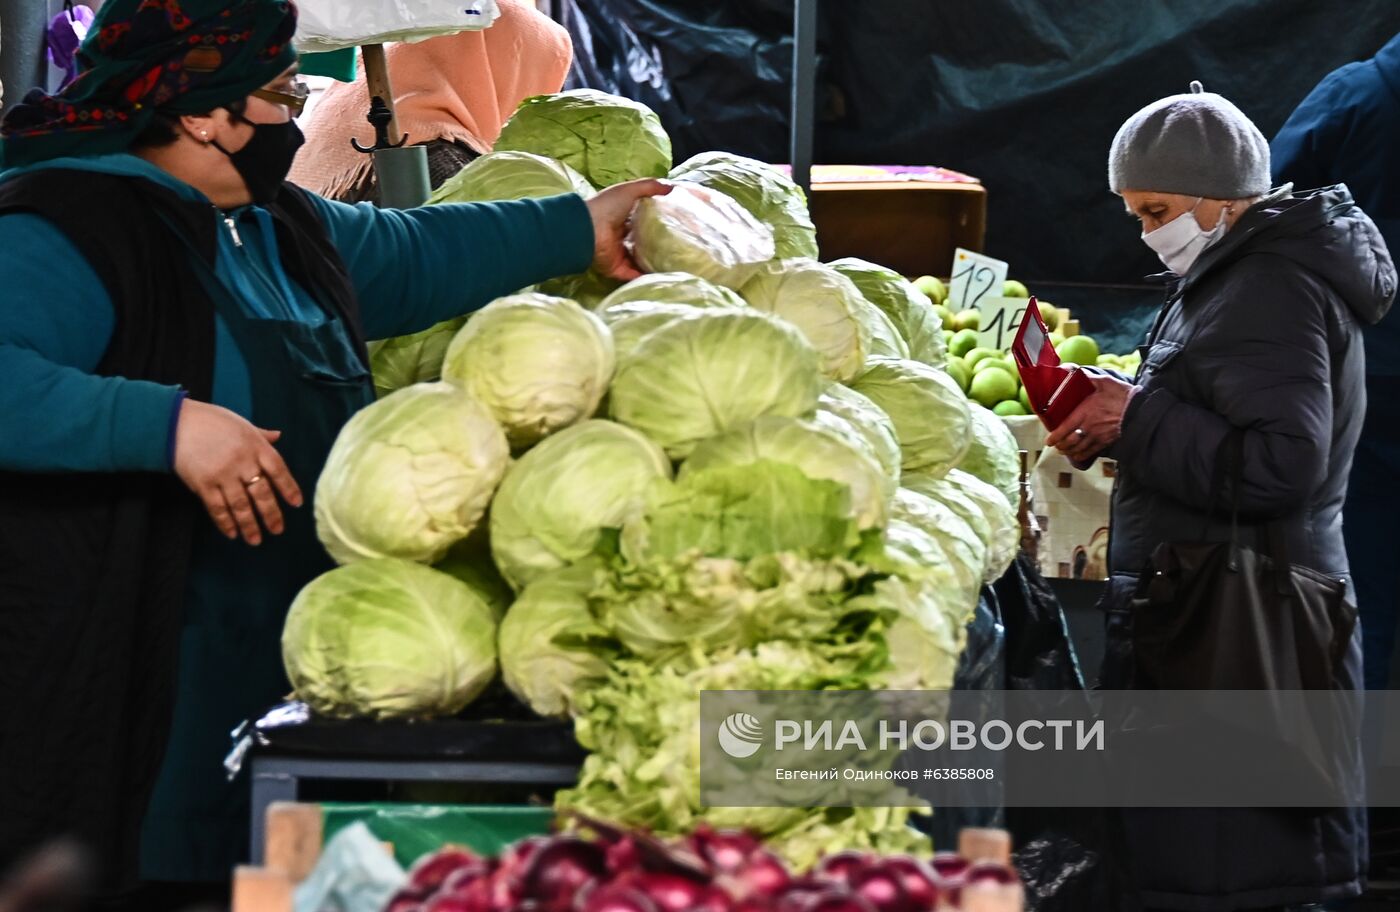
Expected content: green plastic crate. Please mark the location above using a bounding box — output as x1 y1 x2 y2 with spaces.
321 803 556 868
299 48 358 82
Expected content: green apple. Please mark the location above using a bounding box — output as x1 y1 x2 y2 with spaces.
953 309 981 332
993 399 1029 417
942 329 955 346
1037 301 1060 331
1003 279 1029 298
914 275 948 304
933 304 954 329
974 358 1019 382
949 329 980 358
969 369 1018 409
1048 331 1066 348
946 358 971 392
1018 384 1033 414
1056 334 1100 366
965 347 1000 368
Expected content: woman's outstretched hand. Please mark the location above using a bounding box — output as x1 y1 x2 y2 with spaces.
584 179 673 281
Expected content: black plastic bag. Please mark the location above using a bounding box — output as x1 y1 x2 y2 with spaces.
995 555 1085 692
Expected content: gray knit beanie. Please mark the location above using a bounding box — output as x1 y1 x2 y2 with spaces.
1108 81 1271 199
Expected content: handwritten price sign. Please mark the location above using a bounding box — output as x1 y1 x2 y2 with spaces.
978 296 1033 351
947 249 1009 314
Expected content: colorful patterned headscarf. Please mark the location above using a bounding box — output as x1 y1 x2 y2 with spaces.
1 0 298 167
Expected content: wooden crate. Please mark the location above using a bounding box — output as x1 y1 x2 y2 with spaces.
812 179 987 279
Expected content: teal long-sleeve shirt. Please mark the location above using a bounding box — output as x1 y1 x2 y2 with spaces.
0 154 595 473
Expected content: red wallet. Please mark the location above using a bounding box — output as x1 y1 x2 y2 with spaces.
1011 297 1096 430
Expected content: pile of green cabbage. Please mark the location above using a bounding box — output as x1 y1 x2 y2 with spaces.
290 89 1026 869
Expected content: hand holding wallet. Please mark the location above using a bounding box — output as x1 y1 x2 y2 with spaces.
1011 297 1096 430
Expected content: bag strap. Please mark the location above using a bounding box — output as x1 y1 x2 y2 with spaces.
1216 428 1292 590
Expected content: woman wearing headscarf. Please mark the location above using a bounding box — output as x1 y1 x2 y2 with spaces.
1048 83 1395 909
289 0 573 203
0 0 664 900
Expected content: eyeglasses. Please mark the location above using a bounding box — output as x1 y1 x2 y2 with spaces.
251 79 311 117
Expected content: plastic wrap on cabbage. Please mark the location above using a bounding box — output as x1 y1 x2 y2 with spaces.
315 383 509 565
608 309 822 458
906 469 1020 583
490 419 672 590
498 560 616 718
958 405 1022 509
813 384 902 488
494 89 672 188
669 151 818 260
681 416 890 530
434 531 513 622
740 259 873 382
443 293 615 449
283 559 498 719
366 317 465 399
622 462 860 564
850 358 972 476
426 150 594 204
628 185 776 289
829 257 948 368
599 272 747 311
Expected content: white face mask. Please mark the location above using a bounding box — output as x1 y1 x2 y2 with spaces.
1141 197 1227 275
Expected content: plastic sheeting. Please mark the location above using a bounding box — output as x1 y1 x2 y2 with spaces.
556 0 1400 303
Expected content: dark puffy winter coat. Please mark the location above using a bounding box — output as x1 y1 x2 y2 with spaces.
1098 184 1396 910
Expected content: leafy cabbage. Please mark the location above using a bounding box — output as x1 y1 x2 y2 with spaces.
906 469 1020 583
494 89 672 188
366 317 465 399
608 309 823 458
434 531 513 622
669 151 818 260
315 382 509 565
850 358 972 476
958 405 1022 509
283 558 498 719
740 259 873 382
814 384 902 487
829 257 948 368
426 150 593 204
599 272 747 311
490 420 672 590
443 293 615 449
628 185 776 289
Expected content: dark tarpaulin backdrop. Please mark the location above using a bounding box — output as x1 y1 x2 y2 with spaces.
558 0 1400 353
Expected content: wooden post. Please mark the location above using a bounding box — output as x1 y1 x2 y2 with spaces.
360 43 402 142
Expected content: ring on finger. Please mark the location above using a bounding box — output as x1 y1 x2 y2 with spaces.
1074 428 1086 439
244 474 264 487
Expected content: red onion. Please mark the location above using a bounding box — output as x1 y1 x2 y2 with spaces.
605 837 642 876
409 848 483 893
576 885 661 912
689 826 762 874
965 860 1018 886
422 892 490 912
718 849 792 900
383 888 428 912
812 851 873 885
616 872 729 912
848 865 914 912
927 853 969 882
879 857 940 910
517 836 608 912
785 886 878 912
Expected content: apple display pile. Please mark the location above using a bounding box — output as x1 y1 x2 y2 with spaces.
911 278 1142 417
384 825 1021 912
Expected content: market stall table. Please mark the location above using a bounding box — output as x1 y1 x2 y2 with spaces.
237 702 585 864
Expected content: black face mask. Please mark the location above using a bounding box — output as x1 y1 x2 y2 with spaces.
213 115 304 205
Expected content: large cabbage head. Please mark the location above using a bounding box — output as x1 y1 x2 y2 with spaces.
608 309 823 458
887 488 988 605
490 420 673 590
498 560 615 718
906 469 1020 583
682 416 890 530
628 185 776 289
367 317 465 399
316 383 509 565
669 151 818 260
443 293 615 449
598 301 724 359
958 406 1022 509
829 258 948 368
864 303 911 362
494 89 672 188
599 272 747 311
283 559 498 719
861 576 966 691
850 358 973 476
426 150 593 204
434 532 513 622
740 259 873 382
814 384 902 487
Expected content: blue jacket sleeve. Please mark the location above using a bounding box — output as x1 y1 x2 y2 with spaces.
1271 65 1361 190
310 193 597 341
0 214 181 473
